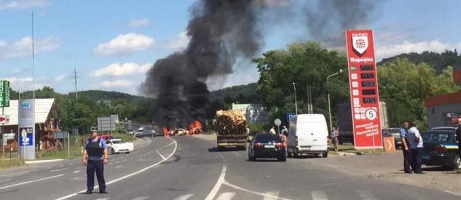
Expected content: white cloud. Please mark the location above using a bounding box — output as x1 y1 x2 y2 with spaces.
164 31 190 50
99 80 134 88
0 76 45 92
94 33 154 56
130 18 150 27
10 68 22 75
91 63 152 77
0 36 59 59
0 0 50 10
54 74 68 82
376 40 461 61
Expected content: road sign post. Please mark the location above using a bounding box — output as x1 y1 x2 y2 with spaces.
0 80 10 158
274 118 281 135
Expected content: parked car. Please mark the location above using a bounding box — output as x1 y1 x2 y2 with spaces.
248 133 286 162
431 126 457 131
126 130 134 135
382 128 403 149
421 130 460 170
106 138 134 154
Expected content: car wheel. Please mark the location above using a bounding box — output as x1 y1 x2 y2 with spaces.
322 152 328 158
249 150 256 161
452 155 461 170
218 146 224 151
111 148 115 155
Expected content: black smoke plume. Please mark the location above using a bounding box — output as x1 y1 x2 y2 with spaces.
142 0 265 128
305 0 379 48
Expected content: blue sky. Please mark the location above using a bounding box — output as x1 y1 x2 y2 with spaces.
1 0 461 96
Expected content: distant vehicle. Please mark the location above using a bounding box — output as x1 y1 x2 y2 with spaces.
174 128 186 136
126 130 134 135
135 129 157 137
106 138 134 154
431 126 457 131
421 130 460 170
336 100 388 144
382 128 402 149
248 133 286 162
287 114 329 158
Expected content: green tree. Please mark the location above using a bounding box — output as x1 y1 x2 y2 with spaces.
253 41 349 128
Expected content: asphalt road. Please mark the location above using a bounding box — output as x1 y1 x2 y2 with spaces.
0 136 459 200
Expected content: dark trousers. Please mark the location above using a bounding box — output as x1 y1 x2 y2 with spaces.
87 160 106 191
402 149 412 172
411 148 423 173
458 143 461 158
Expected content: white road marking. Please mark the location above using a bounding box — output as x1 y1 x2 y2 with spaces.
50 168 68 172
59 165 64 167
356 190 379 200
0 174 64 190
0 170 30 177
223 181 290 200
132 196 149 200
173 194 194 200
216 192 236 200
204 165 227 200
73 171 80 173
55 137 178 200
263 191 279 200
157 141 175 160
115 165 123 168
311 191 328 200
95 198 108 200
0 178 12 183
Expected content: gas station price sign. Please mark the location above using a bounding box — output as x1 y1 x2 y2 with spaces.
345 29 383 148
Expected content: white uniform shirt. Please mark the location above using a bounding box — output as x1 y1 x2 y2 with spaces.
408 127 423 149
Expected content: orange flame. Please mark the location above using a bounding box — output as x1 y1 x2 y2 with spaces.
188 120 203 135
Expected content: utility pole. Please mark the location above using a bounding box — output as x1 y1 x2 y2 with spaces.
73 68 79 101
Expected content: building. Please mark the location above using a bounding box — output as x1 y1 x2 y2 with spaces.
1 98 60 150
232 103 268 124
425 70 461 128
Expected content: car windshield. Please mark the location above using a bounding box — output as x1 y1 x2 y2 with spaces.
111 140 124 144
254 134 282 143
422 131 453 143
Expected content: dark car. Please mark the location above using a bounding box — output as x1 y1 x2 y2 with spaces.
248 134 286 162
421 130 460 170
135 129 157 138
382 128 403 149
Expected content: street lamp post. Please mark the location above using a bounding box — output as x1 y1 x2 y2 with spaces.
327 69 343 132
292 83 297 115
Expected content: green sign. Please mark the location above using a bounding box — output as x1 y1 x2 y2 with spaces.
0 80 10 107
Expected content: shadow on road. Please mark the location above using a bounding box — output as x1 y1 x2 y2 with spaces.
208 147 246 152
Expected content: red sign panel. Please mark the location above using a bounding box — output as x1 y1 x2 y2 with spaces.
345 29 382 148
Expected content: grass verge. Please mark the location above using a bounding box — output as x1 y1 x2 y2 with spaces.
0 159 26 169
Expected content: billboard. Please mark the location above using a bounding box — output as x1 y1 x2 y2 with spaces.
18 99 36 159
345 29 383 149
0 80 10 107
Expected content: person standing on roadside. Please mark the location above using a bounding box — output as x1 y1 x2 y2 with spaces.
456 118 461 160
330 126 339 152
400 121 412 173
408 121 424 174
269 126 276 135
83 131 109 194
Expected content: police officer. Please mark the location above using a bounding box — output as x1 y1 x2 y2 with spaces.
83 131 108 194
400 120 412 173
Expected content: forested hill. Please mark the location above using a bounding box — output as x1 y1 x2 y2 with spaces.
208 83 261 103
70 90 150 103
378 50 461 74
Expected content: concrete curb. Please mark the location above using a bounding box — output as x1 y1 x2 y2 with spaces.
25 159 64 164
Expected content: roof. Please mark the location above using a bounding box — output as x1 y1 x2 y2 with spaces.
425 91 461 107
2 99 57 125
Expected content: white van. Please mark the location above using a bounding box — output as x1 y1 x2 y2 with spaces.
287 114 329 158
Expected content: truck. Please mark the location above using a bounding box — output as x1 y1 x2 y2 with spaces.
215 110 248 151
336 100 389 144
